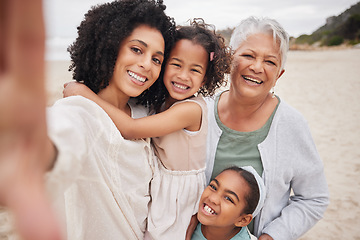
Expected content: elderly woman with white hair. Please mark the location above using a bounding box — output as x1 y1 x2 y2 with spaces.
205 16 329 240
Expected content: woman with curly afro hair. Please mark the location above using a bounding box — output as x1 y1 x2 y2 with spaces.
0 0 176 240
67 0 175 107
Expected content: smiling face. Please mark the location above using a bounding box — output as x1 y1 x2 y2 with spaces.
163 39 208 104
197 170 252 230
230 33 284 101
105 24 165 101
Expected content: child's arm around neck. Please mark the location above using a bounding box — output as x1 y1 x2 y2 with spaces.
63 82 202 139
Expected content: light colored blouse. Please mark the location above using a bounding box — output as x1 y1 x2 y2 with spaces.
47 96 153 240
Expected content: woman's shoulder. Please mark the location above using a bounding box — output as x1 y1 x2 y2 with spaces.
50 96 103 116
51 95 98 108
276 98 307 124
48 96 118 130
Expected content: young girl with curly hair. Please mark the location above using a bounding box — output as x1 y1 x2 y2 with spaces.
63 19 231 239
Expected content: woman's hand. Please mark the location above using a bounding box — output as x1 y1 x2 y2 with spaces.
0 0 62 239
258 233 274 240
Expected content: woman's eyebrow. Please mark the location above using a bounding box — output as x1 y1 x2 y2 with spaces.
130 39 148 47
130 39 164 56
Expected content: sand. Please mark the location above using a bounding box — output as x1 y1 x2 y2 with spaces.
276 49 360 240
45 48 360 239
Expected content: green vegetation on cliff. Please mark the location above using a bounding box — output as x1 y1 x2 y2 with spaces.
295 2 360 46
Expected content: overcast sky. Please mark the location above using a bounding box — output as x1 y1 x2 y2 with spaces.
44 0 359 38
43 0 359 60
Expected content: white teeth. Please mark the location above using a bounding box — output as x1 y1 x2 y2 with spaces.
244 76 262 84
128 71 146 83
204 205 215 215
173 82 188 90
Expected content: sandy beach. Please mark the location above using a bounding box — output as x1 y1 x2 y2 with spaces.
45 48 360 239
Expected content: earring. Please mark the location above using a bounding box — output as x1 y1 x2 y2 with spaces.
271 87 275 98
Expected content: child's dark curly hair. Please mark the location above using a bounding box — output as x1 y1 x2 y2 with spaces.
67 0 175 106
177 19 231 96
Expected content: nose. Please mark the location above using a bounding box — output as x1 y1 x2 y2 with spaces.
249 59 263 73
208 192 221 205
139 54 152 71
177 69 190 81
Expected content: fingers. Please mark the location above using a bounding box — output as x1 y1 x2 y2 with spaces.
62 81 85 98
63 81 76 97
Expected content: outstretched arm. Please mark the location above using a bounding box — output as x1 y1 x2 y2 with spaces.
0 0 61 239
63 82 202 139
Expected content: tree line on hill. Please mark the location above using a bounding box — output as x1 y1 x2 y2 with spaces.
217 1 360 48
296 1 360 46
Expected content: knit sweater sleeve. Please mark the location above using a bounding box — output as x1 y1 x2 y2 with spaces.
258 101 329 240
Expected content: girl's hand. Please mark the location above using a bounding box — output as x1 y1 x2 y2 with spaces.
63 81 95 100
258 233 274 240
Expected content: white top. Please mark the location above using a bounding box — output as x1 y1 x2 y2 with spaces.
0 96 154 240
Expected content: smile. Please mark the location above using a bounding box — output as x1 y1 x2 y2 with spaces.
172 82 189 90
243 76 263 84
128 70 147 83
203 204 216 215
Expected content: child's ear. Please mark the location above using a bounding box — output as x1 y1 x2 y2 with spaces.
201 77 207 87
234 214 253 227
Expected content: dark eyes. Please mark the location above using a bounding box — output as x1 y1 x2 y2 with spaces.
131 47 142 54
170 63 181 67
242 54 277 66
131 47 162 65
153 58 162 65
169 63 202 74
191 68 201 73
266 60 276 66
225 196 234 204
209 183 235 204
209 183 217 190
242 54 254 58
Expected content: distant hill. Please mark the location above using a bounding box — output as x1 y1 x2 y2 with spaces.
295 1 360 47
217 2 360 49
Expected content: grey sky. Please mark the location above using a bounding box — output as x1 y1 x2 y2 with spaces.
44 0 359 38
44 0 359 60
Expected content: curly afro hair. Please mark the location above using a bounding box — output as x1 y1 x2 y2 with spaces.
67 0 175 107
175 19 231 97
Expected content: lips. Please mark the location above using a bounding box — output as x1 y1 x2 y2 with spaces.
128 70 147 83
203 203 216 215
172 81 189 90
243 75 263 84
